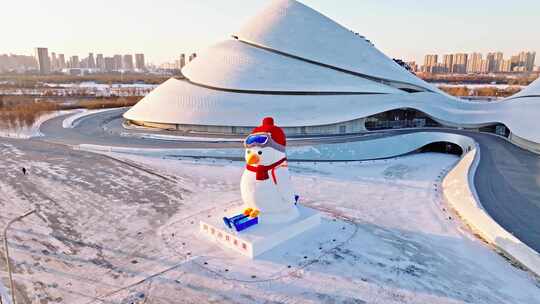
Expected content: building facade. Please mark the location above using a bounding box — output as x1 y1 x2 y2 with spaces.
35 47 51 74
123 54 134 71
96 54 104 70
135 54 145 70
124 0 540 151
423 54 438 73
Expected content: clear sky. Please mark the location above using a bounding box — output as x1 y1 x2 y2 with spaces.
2 0 539 65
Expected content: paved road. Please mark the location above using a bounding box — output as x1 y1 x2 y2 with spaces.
38 108 400 149
37 109 540 253
470 134 540 251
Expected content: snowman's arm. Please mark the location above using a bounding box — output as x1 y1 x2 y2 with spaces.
273 166 296 204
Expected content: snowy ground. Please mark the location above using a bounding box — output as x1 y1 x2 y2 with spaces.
0 139 539 303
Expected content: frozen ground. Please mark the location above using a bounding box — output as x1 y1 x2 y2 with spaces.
0 139 539 303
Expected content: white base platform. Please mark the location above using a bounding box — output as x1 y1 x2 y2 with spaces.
200 205 321 258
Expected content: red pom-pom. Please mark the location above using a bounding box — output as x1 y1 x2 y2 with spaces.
262 117 274 126
250 117 286 147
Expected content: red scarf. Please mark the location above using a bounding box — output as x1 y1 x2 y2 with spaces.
246 158 287 183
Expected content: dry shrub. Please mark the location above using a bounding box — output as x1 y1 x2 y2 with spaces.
0 73 176 88
439 86 523 97
420 73 539 86
0 95 141 128
77 97 140 109
0 96 59 128
439 86 470 96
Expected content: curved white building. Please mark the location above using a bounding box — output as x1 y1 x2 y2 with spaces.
124 0 540 149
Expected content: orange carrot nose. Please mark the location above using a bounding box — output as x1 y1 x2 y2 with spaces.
247 153 260 165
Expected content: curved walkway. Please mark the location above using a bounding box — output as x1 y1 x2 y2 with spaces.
36 109 540 254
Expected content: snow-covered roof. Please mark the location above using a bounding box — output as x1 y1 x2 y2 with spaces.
234 0 441 93
182 40 403 94
124 0 540 145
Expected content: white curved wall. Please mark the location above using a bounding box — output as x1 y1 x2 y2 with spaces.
288 132 475 161
124 78 540 144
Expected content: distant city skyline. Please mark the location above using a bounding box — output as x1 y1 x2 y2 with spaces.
29 48 149 74
2 0 540 65
407 51 537 74
1 48 205 73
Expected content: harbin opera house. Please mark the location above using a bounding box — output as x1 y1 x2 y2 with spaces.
124 0 540 153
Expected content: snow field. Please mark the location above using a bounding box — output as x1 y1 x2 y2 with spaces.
1 140 539 303
107 152 540 304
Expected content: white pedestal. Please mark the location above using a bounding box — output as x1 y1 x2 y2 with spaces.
200 205 321 259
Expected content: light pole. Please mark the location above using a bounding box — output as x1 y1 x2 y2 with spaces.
3 209 36 304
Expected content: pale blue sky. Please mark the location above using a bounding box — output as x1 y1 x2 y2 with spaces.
2 0 539 64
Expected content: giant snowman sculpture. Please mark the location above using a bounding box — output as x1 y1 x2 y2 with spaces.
200 117 321 258
241 117 299 224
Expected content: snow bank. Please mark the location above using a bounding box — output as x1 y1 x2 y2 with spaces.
78 132 477 161
61 109 87 128
62 108 122 129
442 147 540 276
118 131 346 143
119 132 243 142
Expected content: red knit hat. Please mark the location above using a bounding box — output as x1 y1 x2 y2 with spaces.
251 117 286 147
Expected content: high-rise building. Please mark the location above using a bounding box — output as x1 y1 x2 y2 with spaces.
104 57 115 71
135 54 145 70
113 55 123 70
87 53 96 69
103 57 114 71
443 54 453 73
510 55 520 71
519 51 536 72
485 53 496 73
123 54 134 70
466 53 483 73
452 53 468 74
34 47 51 74
96 54 104 71
179 53 186 68
489 52 504 72
70 55 80 68
50 52 57 71
500 59 512 72
480 59 490 74
423 54 438 73
58 54 66 70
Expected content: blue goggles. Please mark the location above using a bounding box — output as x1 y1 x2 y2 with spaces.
244 133 269 147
